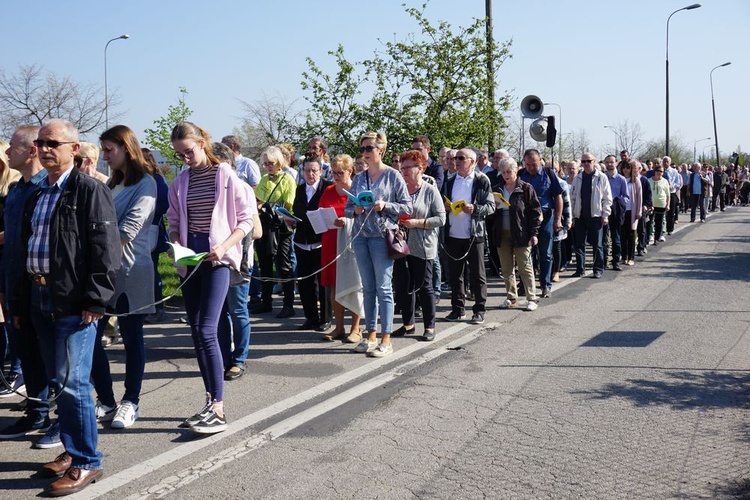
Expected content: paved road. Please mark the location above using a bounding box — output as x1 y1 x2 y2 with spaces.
1 208 749 499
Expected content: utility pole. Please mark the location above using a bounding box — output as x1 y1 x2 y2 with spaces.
486 0 495 152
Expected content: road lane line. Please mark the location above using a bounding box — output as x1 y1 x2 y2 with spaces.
79 321 478 499
127 323 495 499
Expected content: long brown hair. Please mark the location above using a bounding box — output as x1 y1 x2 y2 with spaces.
99 125 149 188
170 122 221 166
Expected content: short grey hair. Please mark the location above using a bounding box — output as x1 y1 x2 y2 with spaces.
498 157 518 172
43 119 78 142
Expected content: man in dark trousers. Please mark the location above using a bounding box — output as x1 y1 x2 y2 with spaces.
9 119 120 497
290 158 333 332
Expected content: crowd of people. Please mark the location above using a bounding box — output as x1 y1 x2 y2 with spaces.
0 121 743 496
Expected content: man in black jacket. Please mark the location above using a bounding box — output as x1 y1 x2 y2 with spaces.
9 119 120 497
290 158 333 331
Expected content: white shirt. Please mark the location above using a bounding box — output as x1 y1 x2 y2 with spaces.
449 171 474 239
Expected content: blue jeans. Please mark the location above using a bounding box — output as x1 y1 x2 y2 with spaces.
574 216 605 274
31 283 102 470
91 294 146 406
537 209 554 291
183 233 229 402
218 282 251 369
352 236 394 333
248 262 261 303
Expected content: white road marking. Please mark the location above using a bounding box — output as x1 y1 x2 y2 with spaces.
78 321 481 499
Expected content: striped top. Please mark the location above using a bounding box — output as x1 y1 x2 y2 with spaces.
187 165 217 233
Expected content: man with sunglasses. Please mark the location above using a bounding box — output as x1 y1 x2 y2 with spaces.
569 152 613 279
442 149 495 324
8 119 120 496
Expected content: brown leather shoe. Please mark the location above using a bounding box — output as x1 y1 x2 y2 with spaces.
40 452 71 478
46 467 103 497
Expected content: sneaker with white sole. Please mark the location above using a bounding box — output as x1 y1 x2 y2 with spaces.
526 301 539 311
0 414 50 439
368 343 393 358
35 420 62 449
353 339 378 353
0 372 25 398
111 401 139 429
191 406 227 434
179 395 213 428
95 400 117 423
499 299 517 309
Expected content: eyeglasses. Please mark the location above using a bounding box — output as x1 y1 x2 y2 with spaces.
622 166 631 169
391 158 401 163
175 145 198 161
263 161 276 167
359 145 378 153
455 155 472 162
303 168 320 174
581 159 594 164
354 162 367 167
332 170 347 176
33 139 75 149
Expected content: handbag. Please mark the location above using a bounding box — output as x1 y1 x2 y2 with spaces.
385 224 410 259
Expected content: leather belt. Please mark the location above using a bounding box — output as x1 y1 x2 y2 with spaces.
30 273 51 287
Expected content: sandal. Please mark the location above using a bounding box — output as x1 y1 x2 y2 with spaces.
343 329 362 344
322 330 345 342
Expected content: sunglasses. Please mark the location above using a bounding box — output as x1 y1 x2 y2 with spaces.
581 159 594 164
455 155 471 161
654 170 664 173
359 145 378 153
33 139 75 149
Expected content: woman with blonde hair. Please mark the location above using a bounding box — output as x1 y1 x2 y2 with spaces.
168 122 254 434
345 132 411 358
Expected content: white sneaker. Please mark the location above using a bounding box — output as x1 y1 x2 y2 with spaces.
658 236 666 242
353 339 378 353
526 301 539 311
111 401 139 429
95 400 117 423
499 299 517 309
368 343 393 358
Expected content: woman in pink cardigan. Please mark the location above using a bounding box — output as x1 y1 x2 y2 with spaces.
167 122 253 434
621 159 643 266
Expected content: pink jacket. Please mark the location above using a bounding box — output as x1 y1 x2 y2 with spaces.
629 177 643 230
167 163 254 276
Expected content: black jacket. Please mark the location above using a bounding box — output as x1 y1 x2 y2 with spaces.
10 166 121 319
490 178 542 248
292 179 333 245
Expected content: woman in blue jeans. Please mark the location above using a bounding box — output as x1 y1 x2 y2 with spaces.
345 132 411 358
167 122 253 434
91 125 156 429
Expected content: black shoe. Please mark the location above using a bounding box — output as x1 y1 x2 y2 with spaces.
592 271 602 279
542 290 551 298
470 312 485 324
445 311 466 322
297 319 317 330
571 272 583 278
612 264 623 271
391 325 416 337
0 414 51 439
250 304 272 314
422 330 436 342
190 408 227 434
224 365 245 381
636 250 644 257
276 307 295 319
314 321 332 332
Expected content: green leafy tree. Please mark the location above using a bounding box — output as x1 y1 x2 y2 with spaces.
144 87 192 166
300 2 513 157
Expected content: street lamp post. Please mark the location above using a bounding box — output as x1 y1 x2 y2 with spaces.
603 125 618 154
665 3 701 157
693 137 712 163
710 62 731 166
544 102 562 160
104 34 130 129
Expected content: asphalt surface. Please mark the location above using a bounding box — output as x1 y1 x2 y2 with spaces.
1 207 749 499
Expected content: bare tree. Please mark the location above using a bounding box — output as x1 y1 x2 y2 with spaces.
604 119 646 158
237 91 302 152
0 65 120 137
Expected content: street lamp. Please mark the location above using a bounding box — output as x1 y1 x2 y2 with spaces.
665 3 701 157
710 62 731 166
603 125 618 154
544 102 562 160
693 137 711 163
104 34 130 129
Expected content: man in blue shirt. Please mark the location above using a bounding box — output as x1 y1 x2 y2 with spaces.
663 156 682 234
221 135 261 188
604 155 628 271
519 149 563 298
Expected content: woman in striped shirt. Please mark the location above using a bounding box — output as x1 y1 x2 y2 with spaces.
167 122 254 434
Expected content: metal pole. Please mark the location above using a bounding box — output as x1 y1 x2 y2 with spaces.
666 4 702 157
104 34 130 129
485 0 495 151
710 62 731 166
693 137 711 163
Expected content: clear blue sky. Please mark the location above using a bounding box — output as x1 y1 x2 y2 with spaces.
2 0 747 160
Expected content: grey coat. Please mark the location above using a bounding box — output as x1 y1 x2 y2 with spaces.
406 181 446 260
110 174 157 314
